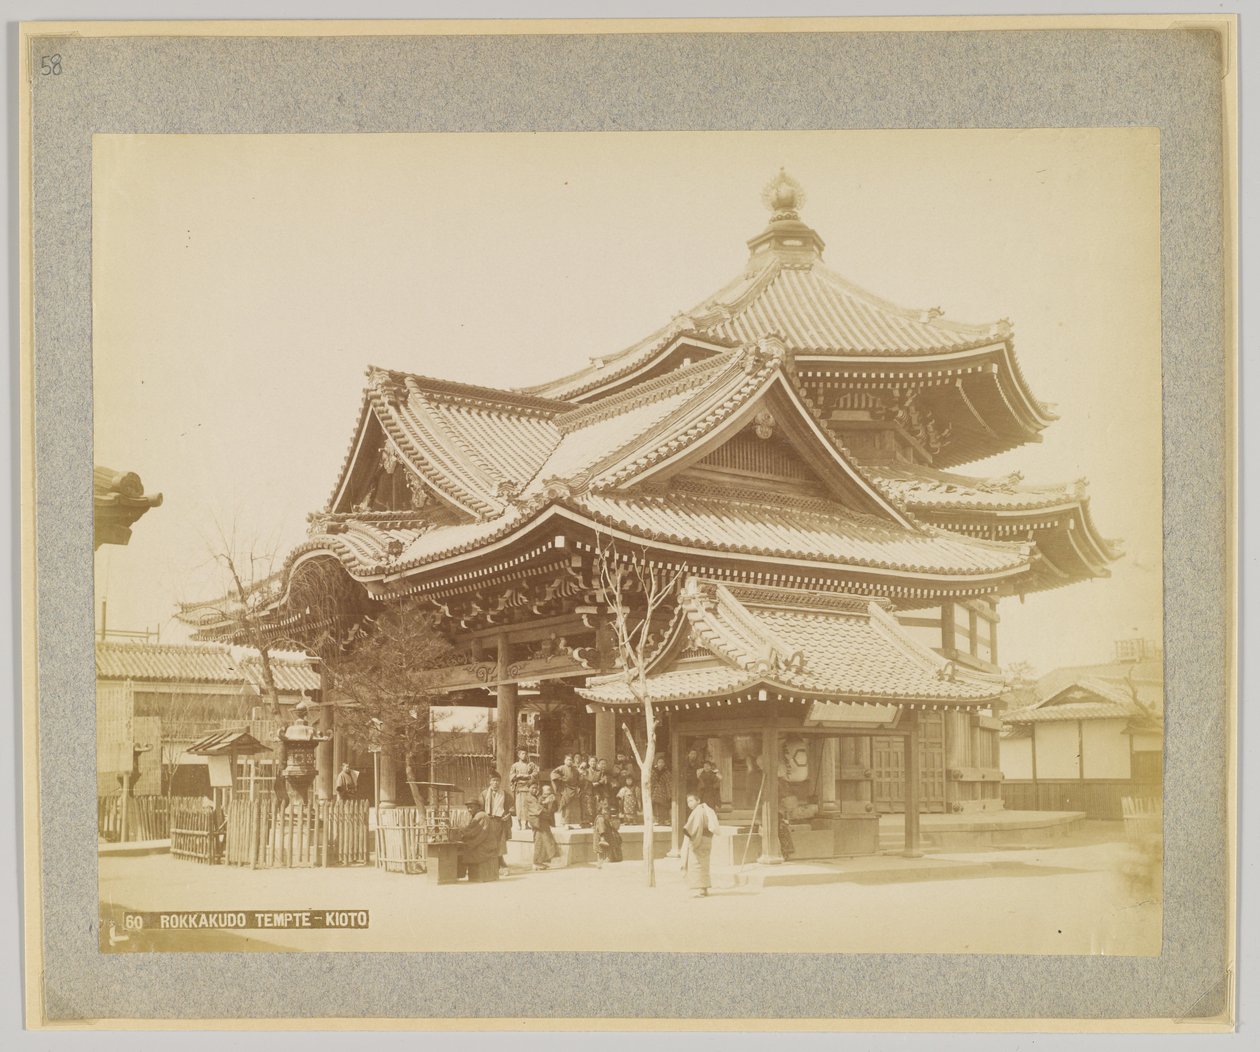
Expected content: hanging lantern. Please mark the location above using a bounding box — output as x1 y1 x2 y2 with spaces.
782 736 809 782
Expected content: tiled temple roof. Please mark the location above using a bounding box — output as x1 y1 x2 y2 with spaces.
868 465 1088 512
528 254 1007 403
1003 677 1162 726
572 490 1029 576
579 579 1003 709
96 640 320 693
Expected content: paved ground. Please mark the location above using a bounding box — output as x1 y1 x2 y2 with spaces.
98 821 1161 956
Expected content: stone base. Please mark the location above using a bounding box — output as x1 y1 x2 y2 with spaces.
714 814 882 865
508 824 673 868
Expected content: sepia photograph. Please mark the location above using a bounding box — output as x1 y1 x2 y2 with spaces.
90 128 1165 956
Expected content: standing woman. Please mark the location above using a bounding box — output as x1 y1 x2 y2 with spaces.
508 747 539 831
531 784 560 870
681 791 719 898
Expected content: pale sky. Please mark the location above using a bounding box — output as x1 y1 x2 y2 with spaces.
92 129 1162 676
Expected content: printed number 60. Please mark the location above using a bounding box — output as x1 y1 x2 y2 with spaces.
124 914 143 930
40 55 62 76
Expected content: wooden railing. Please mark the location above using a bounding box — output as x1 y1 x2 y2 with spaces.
170 799 220 864
98 793 200 842
224 796 370 869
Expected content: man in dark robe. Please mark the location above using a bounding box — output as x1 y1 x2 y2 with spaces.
696 759 722 810
458 799 500 881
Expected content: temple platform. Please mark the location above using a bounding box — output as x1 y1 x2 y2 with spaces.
506 809 1086 867
874 810 1086 852
507 824 673 868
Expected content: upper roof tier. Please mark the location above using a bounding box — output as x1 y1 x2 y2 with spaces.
521 170 1054 466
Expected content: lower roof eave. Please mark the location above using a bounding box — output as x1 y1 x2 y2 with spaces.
580 685 1000 716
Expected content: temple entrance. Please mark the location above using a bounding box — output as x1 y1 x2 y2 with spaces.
873 712 946 813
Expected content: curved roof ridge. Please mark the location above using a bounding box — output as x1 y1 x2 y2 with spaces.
553 354 731 434
809 260 1000 338
370 384 499 518
403 377 521 491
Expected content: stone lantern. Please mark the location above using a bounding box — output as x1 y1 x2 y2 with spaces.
277 698 332 808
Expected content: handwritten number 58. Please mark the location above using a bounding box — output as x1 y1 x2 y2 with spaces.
40 54 62 76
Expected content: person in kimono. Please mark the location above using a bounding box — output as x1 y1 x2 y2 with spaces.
593 801 623 867
457 799 500 881
576 760 595 827
530 784 559 870
479 772 513 872
508 748 539 830
649 755 672 826
681 791 719 897
696 759 722 810
617 774 641 824
550 755 580 828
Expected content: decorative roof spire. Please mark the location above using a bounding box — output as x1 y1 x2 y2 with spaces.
762 168 806 221
747 168 825 269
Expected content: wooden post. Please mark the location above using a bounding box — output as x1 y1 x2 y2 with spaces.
669 722 683 857
758 721 783 864
715 735 734 812
595 709 616 763
495 636 517 783
818 737 838 813
903 710 923 858
315 703 335 802
379 751 398 810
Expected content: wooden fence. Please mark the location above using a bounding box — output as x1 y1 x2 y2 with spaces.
374 806 458 874
98 793 198 842
170 798 220 864
225 796 370 869
1001 779 1163 820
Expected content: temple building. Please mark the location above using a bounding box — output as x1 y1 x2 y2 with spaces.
179 172 1118 860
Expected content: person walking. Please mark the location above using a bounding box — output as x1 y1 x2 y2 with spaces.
681 792 719 897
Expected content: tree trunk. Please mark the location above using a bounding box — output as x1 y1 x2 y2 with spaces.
641 698 656 887
255 644 283 716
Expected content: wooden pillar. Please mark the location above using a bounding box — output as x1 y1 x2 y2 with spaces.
379 750 398 810
818 737 838 812
315 702 335 802
669 722 683 856
595 709 616 763
903 710 923 858
758 721 783 864
495 636 517 783
715 736 734 812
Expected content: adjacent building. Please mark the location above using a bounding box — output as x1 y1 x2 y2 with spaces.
1001 640 1163 818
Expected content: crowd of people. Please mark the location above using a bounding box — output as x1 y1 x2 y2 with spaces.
455 746 732 878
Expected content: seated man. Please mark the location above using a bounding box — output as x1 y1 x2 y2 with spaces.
457 799 500 882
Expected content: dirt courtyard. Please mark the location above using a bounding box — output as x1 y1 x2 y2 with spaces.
99 822 1161 956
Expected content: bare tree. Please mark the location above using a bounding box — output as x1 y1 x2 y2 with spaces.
321 598 459 804
593 538 684 887
198 521 289 716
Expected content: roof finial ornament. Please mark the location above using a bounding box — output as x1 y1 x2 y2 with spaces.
762 168 806 221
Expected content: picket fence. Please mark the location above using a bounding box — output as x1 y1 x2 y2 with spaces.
170 798 220 864
225 796 370 869
98 794 197 842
